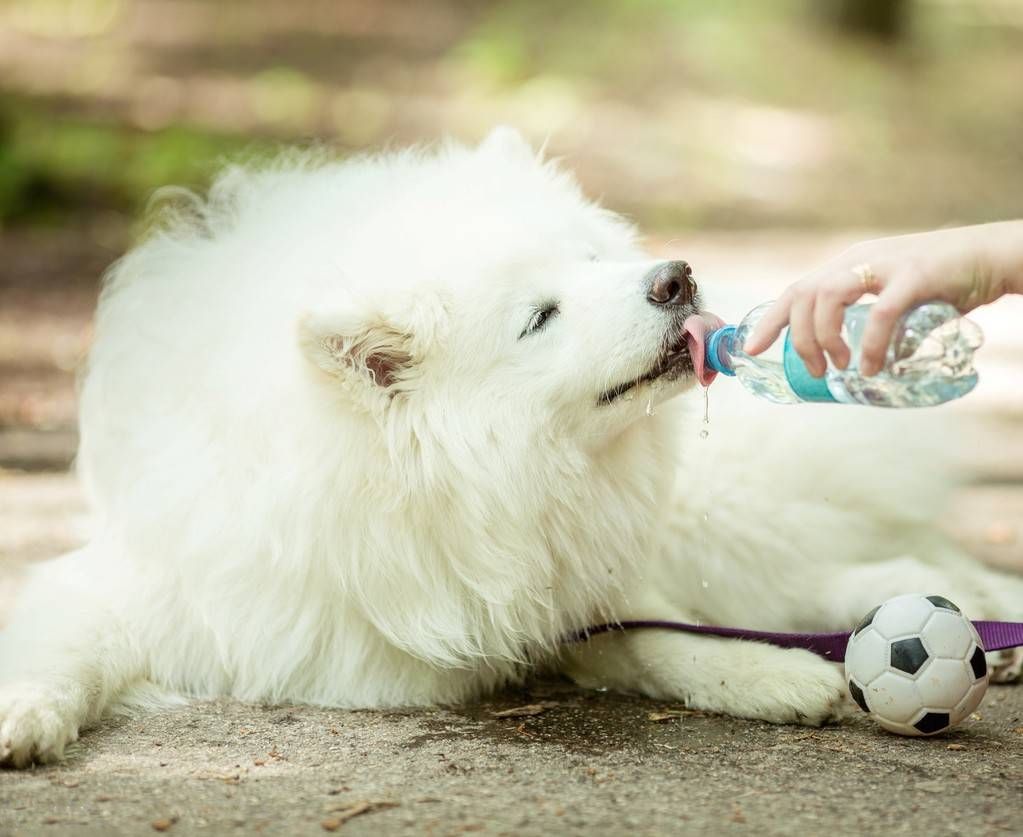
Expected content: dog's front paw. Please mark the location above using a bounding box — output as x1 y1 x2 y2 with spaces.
989 648 1023 684
719 649 852 727
0 683 80 768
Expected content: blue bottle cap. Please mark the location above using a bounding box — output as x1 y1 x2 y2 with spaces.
705 326 737 377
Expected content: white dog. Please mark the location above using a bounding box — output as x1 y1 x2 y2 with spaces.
1 128 1020 766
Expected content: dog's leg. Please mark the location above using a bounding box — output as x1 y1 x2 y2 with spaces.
0 550 139 767
562 628 850 725
819 557 1023 684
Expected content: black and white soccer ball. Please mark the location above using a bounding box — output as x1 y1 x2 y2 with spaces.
845 593 989 736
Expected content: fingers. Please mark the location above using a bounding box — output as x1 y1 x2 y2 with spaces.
744 293 793 356
788 294 826 377
813 286 852 370
859 276 923 376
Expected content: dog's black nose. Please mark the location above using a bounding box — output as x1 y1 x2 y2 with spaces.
646 261 697 308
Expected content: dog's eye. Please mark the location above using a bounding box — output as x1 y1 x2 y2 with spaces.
519 303 559 339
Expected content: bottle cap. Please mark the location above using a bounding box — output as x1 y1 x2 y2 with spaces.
705 326 737 377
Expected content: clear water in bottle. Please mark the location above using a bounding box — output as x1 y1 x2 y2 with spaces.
710 301 983 408
726 304 801 404
826 303 982 407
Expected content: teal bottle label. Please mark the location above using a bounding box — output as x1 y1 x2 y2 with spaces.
783 331 838 403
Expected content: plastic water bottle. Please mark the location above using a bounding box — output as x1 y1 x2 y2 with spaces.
704 301 983 407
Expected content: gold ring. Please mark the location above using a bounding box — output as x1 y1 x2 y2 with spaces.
852 263 877 294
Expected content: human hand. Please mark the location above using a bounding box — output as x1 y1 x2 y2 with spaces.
744 224 1020 377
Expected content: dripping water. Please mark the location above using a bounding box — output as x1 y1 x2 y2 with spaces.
699 387 710 439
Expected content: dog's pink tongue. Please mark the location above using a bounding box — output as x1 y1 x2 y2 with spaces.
683 313 726 388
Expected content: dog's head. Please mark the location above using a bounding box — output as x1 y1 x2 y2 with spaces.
299 127 720 460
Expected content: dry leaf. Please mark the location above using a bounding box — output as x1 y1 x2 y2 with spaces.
492 701 559 718
322 800 399 825
514 722 535 738
648 710 694 723
195 770 242 784
151 818 178 832
946 743 966 751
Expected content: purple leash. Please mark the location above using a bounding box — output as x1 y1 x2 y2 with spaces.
569 619 1023 663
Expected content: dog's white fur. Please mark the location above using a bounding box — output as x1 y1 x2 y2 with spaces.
1 128 1020 766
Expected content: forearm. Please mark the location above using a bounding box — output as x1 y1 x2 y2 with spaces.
978 220 1023 297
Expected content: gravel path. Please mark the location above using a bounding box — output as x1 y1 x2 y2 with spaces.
2 681 1023 836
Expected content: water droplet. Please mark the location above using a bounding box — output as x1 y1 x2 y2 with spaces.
645 398 654 417
701 579 709 589
699 387 711 439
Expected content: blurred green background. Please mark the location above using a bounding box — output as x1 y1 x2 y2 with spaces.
1 0 1022 232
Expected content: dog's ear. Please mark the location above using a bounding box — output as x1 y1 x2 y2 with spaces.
299 311 416 394
478 125 535 163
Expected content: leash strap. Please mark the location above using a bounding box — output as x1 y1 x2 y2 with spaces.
569 619 1023 663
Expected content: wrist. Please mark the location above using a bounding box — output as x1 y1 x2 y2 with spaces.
986 220 1023 297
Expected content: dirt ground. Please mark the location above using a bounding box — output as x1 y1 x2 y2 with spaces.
1 228 1022 835
1 682 1023 836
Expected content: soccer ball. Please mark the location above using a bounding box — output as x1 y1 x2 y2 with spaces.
845 594 989 736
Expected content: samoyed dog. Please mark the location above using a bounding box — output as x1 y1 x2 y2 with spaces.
1 127 1021 766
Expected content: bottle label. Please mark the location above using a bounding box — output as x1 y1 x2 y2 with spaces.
783 332 838 403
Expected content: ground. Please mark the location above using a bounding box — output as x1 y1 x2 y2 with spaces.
1 229 1022 835
1 682 1023 836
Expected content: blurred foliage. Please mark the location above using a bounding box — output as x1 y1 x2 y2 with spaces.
822 0 910 40
0 101 273 224
0 0 1021 230
453 0 806 90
